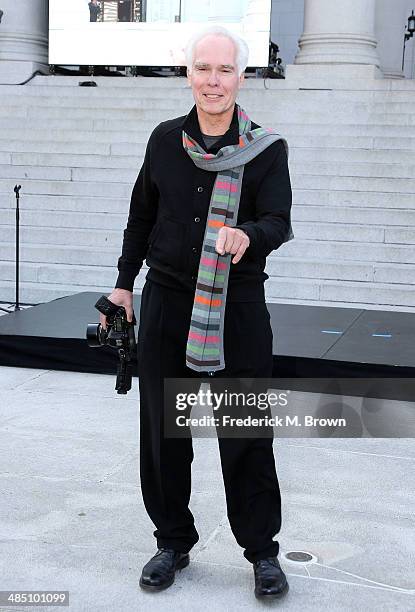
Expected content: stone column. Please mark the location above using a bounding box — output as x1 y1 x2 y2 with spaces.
375 0 408 79
285 0 383 85
0 0 48 85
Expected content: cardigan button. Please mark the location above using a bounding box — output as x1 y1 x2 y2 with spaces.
192 247 198 253
194 217 201 223
197 186 204 193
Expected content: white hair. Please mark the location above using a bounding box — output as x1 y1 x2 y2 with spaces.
184 25 249 77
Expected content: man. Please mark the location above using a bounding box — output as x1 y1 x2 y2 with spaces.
88 0 100 22
101 25 293 600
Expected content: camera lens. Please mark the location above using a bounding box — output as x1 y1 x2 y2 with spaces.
86 323 105 347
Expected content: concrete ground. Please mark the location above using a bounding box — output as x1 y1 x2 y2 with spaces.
0 358 414 611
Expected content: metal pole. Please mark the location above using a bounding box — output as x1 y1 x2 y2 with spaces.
14 185 21 311
1 185 22 313
412 30 415 79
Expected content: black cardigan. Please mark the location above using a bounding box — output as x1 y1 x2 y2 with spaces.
115 103 293 302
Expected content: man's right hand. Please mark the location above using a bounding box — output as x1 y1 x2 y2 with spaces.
100 288 134 331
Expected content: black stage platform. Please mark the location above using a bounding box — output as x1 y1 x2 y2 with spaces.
0 292 414 400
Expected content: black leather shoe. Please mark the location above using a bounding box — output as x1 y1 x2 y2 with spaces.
253 556 289 599
139 548 190 591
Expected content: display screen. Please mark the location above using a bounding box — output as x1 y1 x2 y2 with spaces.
48 0 271 67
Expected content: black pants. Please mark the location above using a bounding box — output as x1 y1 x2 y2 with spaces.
137 279 281 563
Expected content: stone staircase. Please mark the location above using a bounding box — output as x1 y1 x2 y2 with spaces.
1 75 415 311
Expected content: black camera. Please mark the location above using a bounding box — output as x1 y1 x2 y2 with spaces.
86 295 137 395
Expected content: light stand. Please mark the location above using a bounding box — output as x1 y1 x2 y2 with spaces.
402 10 415 72
0 185 22 313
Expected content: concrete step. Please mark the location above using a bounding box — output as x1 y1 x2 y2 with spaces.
0 155 415 182
0 189 412 213
2 204 413 230
0 178 131 198
27 74 415 93
0 108 26 119
294 174 415 194
8 83 191 98
4 274 413 309
12 80 415 101
0 164 135 182
0 180 412 211
4 92 415 115
293 205 415 226
295 189 415 209
0 221 392 246
1 194 130 213
0 129 415 154
2 147 413 170
279 239 415 264
0 106 188 122
291 136 415 151
290 148 415 164
267 258 415 284
27 75 191 88
140 121 415 137
110 135 415 155
0 165 138 183
0 94 193 110
0 279 122 305
1 235 415 267
263 293 415 313
0 140 111 155
291 161 415 179
1 118 415 139
281 124 415 138
0 117 96 131
3 103 415 126
0 129 151 147
0 165 72 181
2 258 415 290
2 158 415 184
0 153 11 164
86 133 415 151
1 209 126 230
0 260 120 286
0 242 120 266
8 151 143 170
372 262 415 285
264 277 415 308
0 273 149 304
0 225 124 248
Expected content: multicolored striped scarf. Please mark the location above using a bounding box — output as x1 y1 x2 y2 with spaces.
182 104 294 373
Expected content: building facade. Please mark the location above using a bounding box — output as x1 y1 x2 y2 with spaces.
0 1 414 84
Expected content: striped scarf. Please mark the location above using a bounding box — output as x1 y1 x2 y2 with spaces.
182 104 294 373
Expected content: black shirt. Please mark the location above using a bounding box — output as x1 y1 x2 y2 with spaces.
201 132 224 149
115 103 293 302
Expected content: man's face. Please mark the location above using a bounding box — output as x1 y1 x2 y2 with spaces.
187 35 244 118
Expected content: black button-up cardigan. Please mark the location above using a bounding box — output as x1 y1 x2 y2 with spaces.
115 102 293 302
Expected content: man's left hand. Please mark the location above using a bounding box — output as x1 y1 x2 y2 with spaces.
216 226 250 264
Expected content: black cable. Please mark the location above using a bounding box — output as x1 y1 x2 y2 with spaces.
0 69 45 86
